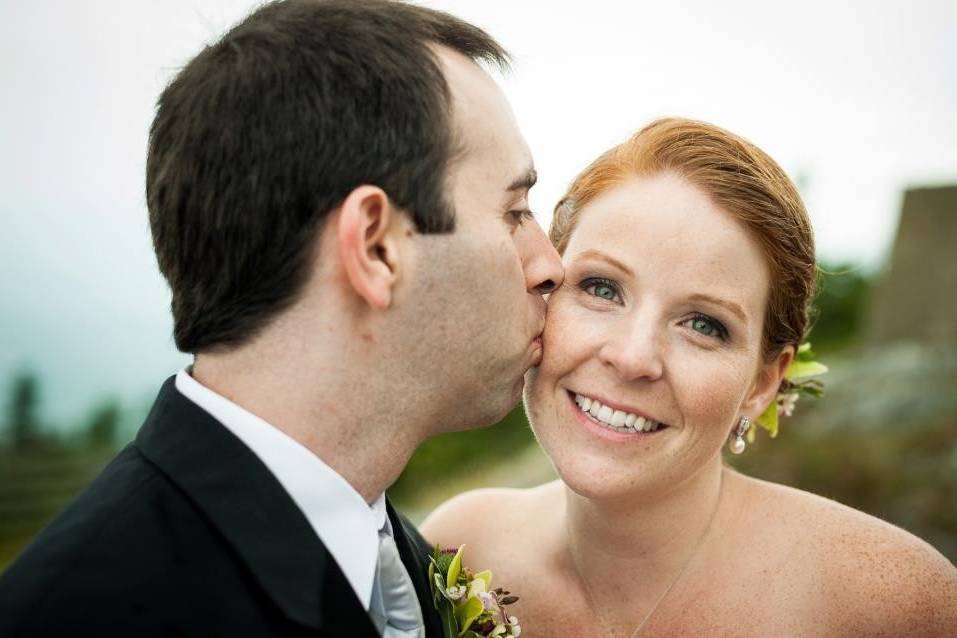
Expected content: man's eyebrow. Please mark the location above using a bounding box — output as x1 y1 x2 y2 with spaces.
506 168 537 192
687 293 748 322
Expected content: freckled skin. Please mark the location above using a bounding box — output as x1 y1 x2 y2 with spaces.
527 172 776 503
425 476 957 636
423 173 957 636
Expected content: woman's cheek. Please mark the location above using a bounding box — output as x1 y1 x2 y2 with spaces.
539 298 581 371
675 353 752 433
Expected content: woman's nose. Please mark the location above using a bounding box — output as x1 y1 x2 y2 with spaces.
598 315 665 382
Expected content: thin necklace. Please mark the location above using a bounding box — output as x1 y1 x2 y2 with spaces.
567 473 724 638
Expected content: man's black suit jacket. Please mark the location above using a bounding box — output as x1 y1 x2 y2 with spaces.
0 377 443 637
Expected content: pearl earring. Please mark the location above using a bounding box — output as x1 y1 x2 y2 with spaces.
729 416 751 454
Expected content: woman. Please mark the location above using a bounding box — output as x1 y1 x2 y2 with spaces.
423 118 957 636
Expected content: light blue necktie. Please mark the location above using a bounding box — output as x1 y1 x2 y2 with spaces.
369 523 425 638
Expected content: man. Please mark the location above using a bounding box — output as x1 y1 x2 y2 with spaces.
0 1 562 636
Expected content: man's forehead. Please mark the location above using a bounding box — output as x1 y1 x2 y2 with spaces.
431 44 491 90
434 45 534 192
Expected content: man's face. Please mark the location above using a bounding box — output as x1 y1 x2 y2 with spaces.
401 47 563 432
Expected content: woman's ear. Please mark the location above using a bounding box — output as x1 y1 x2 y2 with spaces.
742 344 794 418
336 185 405 310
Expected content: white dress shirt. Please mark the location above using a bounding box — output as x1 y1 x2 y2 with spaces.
175 368 386 609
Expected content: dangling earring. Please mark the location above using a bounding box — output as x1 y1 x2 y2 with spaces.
729 416 751 454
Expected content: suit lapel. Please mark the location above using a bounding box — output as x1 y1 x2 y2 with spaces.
387 499 445 638
136 377 378 635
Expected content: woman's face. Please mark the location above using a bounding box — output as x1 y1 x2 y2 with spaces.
526 171 787 500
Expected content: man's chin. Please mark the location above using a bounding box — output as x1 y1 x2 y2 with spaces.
432 382 522 435
480 377 525 428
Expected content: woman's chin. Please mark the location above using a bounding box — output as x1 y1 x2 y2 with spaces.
550 452 664 502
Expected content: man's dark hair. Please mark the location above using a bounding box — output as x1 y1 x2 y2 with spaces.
146 0 509 353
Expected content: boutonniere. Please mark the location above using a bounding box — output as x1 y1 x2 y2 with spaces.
428 545 521 638
753 342 828 441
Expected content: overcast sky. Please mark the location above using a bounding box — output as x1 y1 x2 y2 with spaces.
2 0 955 428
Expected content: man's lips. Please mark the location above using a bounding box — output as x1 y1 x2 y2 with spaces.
529 334 544 366
531 322 545 348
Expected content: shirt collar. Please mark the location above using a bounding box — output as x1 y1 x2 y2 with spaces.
175 368 384 608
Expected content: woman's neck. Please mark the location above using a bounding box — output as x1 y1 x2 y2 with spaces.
562 458 728 634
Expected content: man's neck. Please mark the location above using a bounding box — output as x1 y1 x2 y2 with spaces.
192 349 425 504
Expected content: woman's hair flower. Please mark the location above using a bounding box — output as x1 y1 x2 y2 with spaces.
777 391 800 418
752 342 827 442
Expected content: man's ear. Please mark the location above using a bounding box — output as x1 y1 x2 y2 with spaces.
336 185 405 311
741 345 794 419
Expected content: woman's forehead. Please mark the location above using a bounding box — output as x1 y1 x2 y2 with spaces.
563 174 770 310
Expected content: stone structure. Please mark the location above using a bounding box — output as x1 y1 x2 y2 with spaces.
867 184 957 346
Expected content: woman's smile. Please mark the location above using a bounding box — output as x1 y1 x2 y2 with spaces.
526 170 772 499
568 389 671 438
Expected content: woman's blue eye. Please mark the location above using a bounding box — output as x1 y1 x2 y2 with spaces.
687 314 728 340
594 283 616 300
692 318 716 335
581 278 620 302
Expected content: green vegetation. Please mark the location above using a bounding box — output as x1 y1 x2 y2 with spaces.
0 373 120 571
810 263 873 353
389 405 535 504
8 372 42 446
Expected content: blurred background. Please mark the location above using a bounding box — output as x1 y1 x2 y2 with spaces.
2 0 955 570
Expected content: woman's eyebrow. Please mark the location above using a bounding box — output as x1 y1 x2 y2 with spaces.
687 293 748 322
573 249 634 278
570 251 747 322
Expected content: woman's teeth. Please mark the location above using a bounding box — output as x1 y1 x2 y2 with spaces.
574 393 663 433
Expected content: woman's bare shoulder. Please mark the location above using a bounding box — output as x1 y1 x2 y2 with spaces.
738 472 957 634
420 481 563 567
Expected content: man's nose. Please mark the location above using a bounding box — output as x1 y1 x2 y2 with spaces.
520 219 564 295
